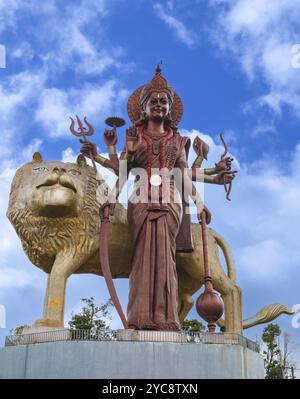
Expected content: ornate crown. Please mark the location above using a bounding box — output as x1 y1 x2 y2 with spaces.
127 65 183 126
139 64 175 107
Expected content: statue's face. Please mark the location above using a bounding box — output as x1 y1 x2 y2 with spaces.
144 91 171 123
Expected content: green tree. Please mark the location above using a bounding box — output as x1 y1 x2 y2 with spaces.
181 319 205 333
9 325 29 335
181 319 206 342
280 332 298 379
262 323 284 379
68 297 115 339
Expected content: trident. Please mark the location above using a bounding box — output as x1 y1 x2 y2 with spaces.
69 115 97 172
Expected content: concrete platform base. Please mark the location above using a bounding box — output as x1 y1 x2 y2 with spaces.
116 329 187 343
0 340 264 379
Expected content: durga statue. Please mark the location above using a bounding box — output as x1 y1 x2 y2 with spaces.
80 65 235 332
7 64 294 335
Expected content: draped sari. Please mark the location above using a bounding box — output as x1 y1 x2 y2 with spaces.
121 129 191 331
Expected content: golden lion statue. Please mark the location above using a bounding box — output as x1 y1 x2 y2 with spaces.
7 153 294 334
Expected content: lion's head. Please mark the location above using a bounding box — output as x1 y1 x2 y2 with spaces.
8 152 103 216
7 152 109 272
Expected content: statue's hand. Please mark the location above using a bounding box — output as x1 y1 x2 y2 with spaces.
80 139 98 158
213 170 237 185
193 136 209 160
197 205 212 225
104 128 118 146
215 156 233 173
126 126 142 154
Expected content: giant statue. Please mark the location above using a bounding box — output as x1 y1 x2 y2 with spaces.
7 66 294 335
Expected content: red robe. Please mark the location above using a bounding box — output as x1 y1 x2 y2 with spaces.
121 130 193 331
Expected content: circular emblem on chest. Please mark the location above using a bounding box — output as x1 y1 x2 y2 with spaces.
150 174 162 186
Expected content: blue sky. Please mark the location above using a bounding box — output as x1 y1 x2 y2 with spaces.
1 0 300 373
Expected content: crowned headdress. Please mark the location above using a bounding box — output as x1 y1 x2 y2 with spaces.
127 64 183 126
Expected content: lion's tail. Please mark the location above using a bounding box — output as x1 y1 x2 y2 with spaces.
242 303 296 329
210 228 236 283
217 303 295 330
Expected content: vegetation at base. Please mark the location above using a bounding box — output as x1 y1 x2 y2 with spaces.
181 319 206 333
68 297 115 339
262 323 298 379
9 325 28 335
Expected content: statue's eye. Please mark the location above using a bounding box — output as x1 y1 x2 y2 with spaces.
33 167 49 172
68 169 81 176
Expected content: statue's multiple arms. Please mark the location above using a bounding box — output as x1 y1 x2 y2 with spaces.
80 125 141 175
80 125 141 214
189 136 236 186
202 158 237 185
175 144 212 225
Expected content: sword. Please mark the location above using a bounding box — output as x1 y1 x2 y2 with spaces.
99 116 128 329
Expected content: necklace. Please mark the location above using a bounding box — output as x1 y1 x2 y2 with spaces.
144 130 169 140
138 125 173 201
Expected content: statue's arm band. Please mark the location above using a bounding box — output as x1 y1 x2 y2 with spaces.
204 167 217 175
95 154 107 166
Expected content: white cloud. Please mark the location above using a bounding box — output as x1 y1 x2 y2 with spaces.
0 266 40 289
61 147 77 163
0 0 122 76
153 3 197 47
35 81 129 138
11 41 34 63
0 138 47 294
0 71 45 116
0 0 26 33
3 0 127 78
209 0 300 120
20 138 43 161
0 0 130 154
0 71 45 156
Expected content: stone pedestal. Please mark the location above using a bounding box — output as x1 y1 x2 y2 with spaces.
6 327 71 345
117 329 187 343
0 340 264 379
